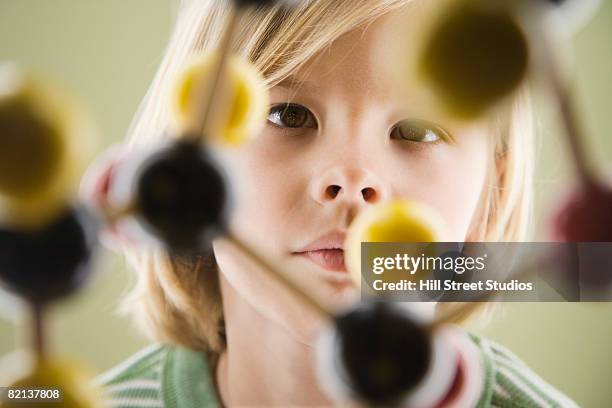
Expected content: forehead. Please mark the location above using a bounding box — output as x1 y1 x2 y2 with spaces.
276 1 438 102
284 16 393 97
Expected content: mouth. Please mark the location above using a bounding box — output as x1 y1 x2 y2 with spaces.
293 231 347 273
298 249 346 272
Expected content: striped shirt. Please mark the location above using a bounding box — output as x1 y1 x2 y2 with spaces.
95 333 579 408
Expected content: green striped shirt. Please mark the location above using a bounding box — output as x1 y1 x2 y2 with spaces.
95 333 579 408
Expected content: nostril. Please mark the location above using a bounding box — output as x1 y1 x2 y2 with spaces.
361 187 377 202
326 185 342 199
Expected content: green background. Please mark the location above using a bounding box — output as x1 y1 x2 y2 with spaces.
1 1 611 406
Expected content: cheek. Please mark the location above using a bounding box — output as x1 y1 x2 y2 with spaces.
438 147 489 240
219 137 310 253
390 139 489 240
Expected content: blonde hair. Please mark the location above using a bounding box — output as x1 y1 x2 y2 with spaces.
119 0 535 352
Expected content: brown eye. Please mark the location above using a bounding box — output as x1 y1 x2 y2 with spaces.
268 103 317 129
390 119 449 143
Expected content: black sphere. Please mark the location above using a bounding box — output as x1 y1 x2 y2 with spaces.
333 303 432 406
234 0 285 8
0 208 97 304
135 141 228 251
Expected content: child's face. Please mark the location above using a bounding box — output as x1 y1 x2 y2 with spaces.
213 9 490 326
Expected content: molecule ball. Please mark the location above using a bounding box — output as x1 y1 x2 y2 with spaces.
0 356 104 408
234 0 282 7
171 52 269 146
135 141 228 251
0 63 94 230
233 0 304 8
551 180 612 290
345 200 449 285
419 0 528 118
0 207 97 304
553 181 612 242
316 303 432 406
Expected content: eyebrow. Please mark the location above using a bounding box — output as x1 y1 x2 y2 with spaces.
274 75 319 92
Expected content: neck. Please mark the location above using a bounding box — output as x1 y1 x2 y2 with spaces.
215 276 334 407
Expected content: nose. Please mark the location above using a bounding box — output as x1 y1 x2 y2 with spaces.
310 167 388 206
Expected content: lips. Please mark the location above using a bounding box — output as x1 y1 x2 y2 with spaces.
294 231 347 273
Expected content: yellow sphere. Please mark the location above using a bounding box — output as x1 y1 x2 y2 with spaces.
171 52 269 146
0 63 94 230
345 200 449 285
0 356 105 408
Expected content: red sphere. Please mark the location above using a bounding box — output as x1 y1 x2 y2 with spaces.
552 180 612 242
550 180 612 296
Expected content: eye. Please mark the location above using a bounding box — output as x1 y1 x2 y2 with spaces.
390 119 450 143
268 103 317 129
